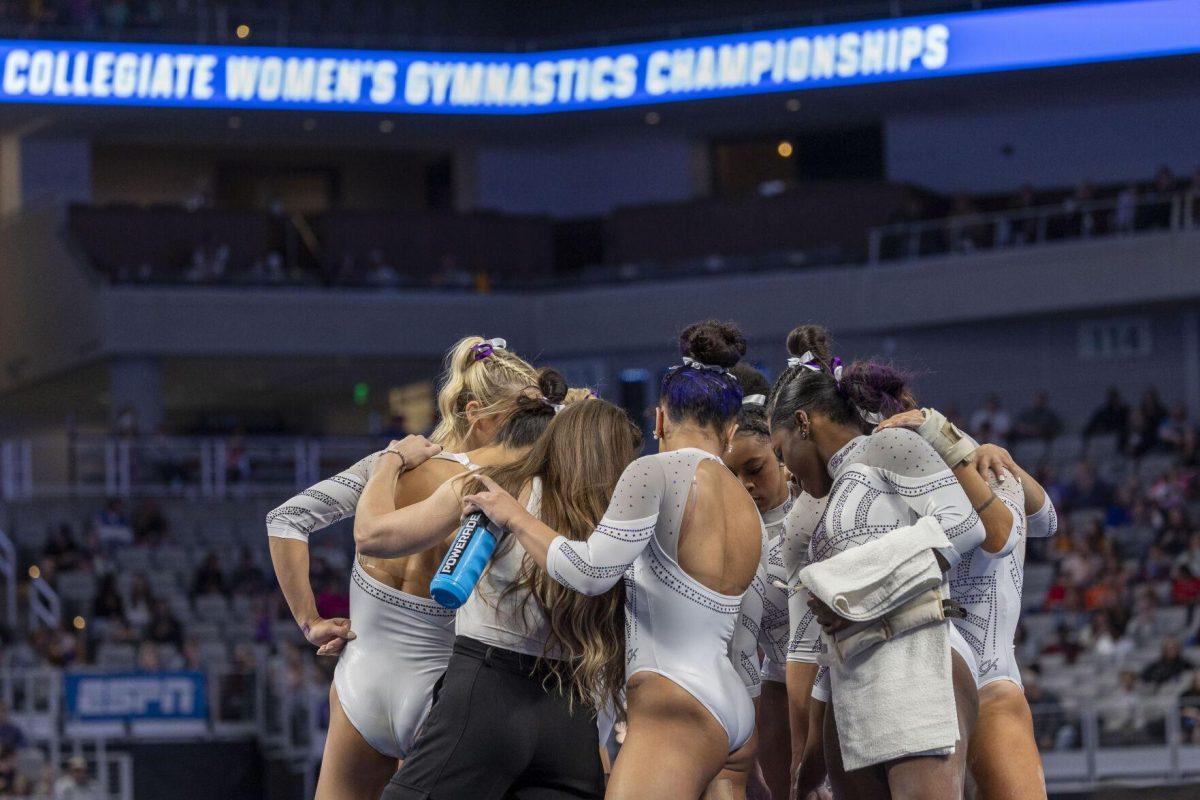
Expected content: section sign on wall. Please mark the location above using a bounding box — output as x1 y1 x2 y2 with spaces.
1 0 1198 115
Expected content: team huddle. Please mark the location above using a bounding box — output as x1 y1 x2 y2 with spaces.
265 320 1058 800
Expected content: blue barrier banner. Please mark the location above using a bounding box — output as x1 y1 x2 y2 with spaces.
0 0 1197 114
64 671 208 722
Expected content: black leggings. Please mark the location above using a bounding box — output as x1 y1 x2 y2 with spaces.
382 636 605 800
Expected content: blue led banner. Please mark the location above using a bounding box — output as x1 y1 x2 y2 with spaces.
1 0 1197 114
64 671 209 722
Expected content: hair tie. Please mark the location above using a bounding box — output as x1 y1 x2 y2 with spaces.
742 394 766 406
829 356 844 385
470 338 507 361
786 350 823 373
540 397 565 413
681 356 730 375
856 407 883 425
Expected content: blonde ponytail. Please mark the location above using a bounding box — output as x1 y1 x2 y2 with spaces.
431 336 539 449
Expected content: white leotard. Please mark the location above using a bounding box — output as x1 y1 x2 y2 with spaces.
951 483 1058 690
783 491 827 667
266 450 469 758
758 489 798 684
806 429 986 746
543 448 761 751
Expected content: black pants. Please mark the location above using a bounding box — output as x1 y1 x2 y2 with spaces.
382 636 605 800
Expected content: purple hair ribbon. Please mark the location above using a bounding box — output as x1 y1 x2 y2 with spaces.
470 337 507 361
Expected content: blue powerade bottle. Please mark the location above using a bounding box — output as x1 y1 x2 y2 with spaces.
430 512 500 609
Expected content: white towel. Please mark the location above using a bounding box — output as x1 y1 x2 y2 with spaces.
800 516 960 771
799 516 948 621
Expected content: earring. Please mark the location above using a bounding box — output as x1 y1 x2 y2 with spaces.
800 428 809 439
652 430 661 441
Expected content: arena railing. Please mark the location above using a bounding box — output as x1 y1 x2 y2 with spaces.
0 669 133 800
10 433 385 499
0 526 16 629
4 665 1200 792
867 190 1196 264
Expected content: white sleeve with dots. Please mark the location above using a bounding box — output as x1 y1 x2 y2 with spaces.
867 429 985 568
982 475 1026 558
1026 494 1058 539
543 455 663 596
265 452 381 542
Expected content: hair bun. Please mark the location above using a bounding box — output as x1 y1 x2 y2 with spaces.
786 324 832 364
537 368 569 405
679 320 746 370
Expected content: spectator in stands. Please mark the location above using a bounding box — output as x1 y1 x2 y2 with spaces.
0 702 26 758
131 498 168 545
93 497 133 552
432 253 473 290
1061 461 1114 511
136 641 163 672
1141 636 1194 688
34 625 79 668
220 644 258 722
1177 533 1200 580
1012 390 1064 444
1088 612 1132 659
1136 389 1170 453
41 524 84 573
1008 183 1039 245
224 430 250 484
1157 507 1193 557
146 599 183 649
946 192 987 252
969 394 1011 441
1084 387 1130 447
180 638 203 671
90 574 125 622
1172 565 1200 606
1114 182 1137 235
1126 591 1164 649
54 756 100 800
1101 670 1149 745
113 405 138 439
192 551 228 598
1141 165 1178 230
1063 180 1097 238
230 547 266 595
365 249 401 288
1180 670 1200 743
315 574 349 621
125 574 154 631
1042 623 1083 664
1024 669 1072 750
334 252 359 285
1159 403 1196 461
1144 545 1175 582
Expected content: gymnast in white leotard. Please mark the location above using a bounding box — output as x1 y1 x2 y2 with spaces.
766 326 991 800
266 337 543 800
465 320 764 800
881 424 1059 800
725 362 801 800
